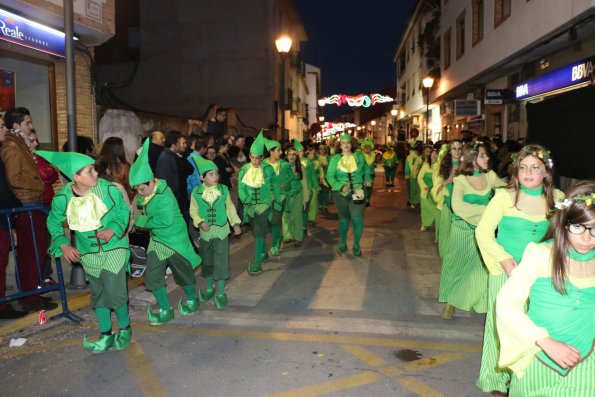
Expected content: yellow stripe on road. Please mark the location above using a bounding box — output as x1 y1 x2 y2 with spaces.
123 342 171 397
264 371 382 397
340 344 386 367
400 352 470 372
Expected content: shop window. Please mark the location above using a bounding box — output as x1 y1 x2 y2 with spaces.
472 0 484 46
494 0 511 28
456 10 465 60
443 28 451 70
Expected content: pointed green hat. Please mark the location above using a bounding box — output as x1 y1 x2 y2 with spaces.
250 130 265 156
191 153 218 175
339 134 351 141
34 150 95 180
265 138 281 151
129 139 154 186
293 139 304 151
361 138 374 149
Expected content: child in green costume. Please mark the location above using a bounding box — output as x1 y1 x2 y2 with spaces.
130 140 202 325
360 138 376 207
296 140 319 238
238 132 281 274
405 141 423 208
282 146 305 245
189 156 241 308
417 146 439 231
381 143 398 187
39 150 132 353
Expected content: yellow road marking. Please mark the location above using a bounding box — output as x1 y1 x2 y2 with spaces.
379 366 403 377
123 342 171 397
400 352 469 372
264 371 382 397
398 376 445 397
340 344 386 367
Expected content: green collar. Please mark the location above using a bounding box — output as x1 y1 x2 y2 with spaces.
521 185 543 196
568 249 595 262
452 161 460 166
473 170 482 177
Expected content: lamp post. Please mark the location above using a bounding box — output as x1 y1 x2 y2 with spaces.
422 76 435 143
275 36 292 142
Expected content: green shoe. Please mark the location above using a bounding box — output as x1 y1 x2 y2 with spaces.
261 251 270 263
214 293 228 309
147 306 174 325
337 243 348 254
198 288 215 303
178 297 200 316
82 333 115 353
270 246 280 256
247 259 263 275
113 327 132 351
352 245 362 256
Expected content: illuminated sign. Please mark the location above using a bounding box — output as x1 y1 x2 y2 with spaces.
320 122 357 136
515 56 595 100
318 93 393 107
0 8 67 57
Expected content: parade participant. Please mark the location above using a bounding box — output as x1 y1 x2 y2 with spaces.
476 145 560 395
360 138 376 207
130 140 202 325
238 132 281 274
381 142 398 187
405 140 423 208
39 150 132 352
317 144 331 212
417 146 438 232
282 146 305 246
496 181 595 397
439 142 504 319
296 140 319 234
189 156 241 309
326 134 373 256
264 138 298 255
432 141 462 259
307 148 324 224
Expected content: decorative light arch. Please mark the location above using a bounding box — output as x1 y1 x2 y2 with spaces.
318 93 393 107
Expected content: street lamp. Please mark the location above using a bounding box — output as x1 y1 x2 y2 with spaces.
422 76 435 143
275 36 292 142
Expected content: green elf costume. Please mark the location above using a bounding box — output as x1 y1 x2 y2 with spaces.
39 151 132 353
316 145 331 212
238 132 281 275
282 146 305 245
189 156 241 309
381 143 398 187
129 139 202 325
296 140 319 234
405 141 423 206
417 155 439 231
263 138 299 255
360 138 376 207
326 134 372 256
308 149 325 222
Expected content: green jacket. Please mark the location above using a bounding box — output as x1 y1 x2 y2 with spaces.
47 178 130 258
192 184 230 227
300 157 320 192
135 179 201 268
238 163 282 211
264 158 300 200
326 151 372 194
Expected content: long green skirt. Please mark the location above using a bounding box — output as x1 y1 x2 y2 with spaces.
420 195 437 228
437 205 453 260
408 177 420 205
477 273 511 393
439 217 488 313
509 346 595 397
308 189 319 222
282 191 304 242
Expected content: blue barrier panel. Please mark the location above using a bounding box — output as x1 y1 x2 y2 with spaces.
0 206 82 323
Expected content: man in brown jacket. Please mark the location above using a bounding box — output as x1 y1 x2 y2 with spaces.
2 107 57 311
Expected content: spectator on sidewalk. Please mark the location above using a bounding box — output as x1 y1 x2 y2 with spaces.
1 107 57 312
207 107 227 141
96 137 134 201
148 130 165 173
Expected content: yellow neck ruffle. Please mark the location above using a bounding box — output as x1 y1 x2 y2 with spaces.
202 184 222 204
337 155 357 173
66 191 108 232
242 164 265 188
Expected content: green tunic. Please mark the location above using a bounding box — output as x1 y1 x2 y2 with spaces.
326 151 373 196
238 162 282 219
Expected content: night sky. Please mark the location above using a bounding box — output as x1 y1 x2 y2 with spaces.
294 0 417 120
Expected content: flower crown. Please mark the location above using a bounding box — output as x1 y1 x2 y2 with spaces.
460 141 484 162
554 193 595 210
511 146 554 169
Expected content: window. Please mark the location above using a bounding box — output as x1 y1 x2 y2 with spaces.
443 28 451 70
472 0 484 46
456 10 465 60
494 0 511 27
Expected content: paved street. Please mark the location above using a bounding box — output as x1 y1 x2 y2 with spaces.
0 171 487 397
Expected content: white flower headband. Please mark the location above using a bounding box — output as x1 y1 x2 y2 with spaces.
554 193 595 210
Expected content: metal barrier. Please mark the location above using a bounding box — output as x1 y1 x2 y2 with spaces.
0 206 82 323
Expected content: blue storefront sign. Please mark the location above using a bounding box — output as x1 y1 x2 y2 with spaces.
515 56 594 100
0 8 66 57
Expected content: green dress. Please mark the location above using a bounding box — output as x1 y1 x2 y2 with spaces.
282 161 304 242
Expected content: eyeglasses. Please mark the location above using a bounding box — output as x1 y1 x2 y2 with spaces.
567 223 595 237
519 164 545 174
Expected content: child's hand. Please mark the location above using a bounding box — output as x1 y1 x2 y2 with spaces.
537 337 580 369
60 244 80 263
500 258 518 277
200 222 211 232
233 225 241 236
97 228 115 242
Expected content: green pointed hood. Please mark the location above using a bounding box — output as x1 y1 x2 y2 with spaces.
265 138 281 151
250 130 265 156
361 138 374 149
339 134 351 142
293 139 304 151
191 153 218 175
34 150 95 180
129 139 154 187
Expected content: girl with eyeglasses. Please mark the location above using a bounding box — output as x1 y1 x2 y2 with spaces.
496 181 595 396
475 144 562 396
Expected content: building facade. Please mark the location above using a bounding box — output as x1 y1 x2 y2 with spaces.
0 0 115 149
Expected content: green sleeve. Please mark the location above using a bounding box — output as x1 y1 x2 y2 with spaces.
135 192 174 229
238 165 251 204
359 153 373 183
284 164 301 197
189 192 203 228
266 165 282 210
46 193 71 258
451 176 486 226
476 189 513 274
417 163 430 192
225 194 241 226
404 157 411 178
307 161 320 191
326 155 345 191
103 184 130 238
